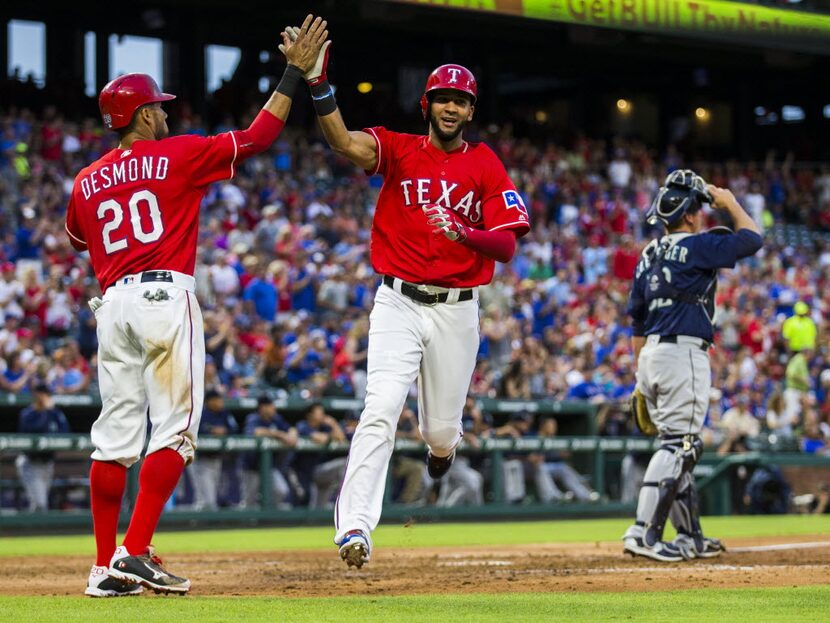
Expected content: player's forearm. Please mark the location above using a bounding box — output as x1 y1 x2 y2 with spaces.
316 112 377 170
261 88 294 123
316 108 351 152
459 228 516 263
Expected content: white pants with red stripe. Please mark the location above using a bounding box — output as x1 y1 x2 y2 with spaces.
334 283 479 543
90 271 204 468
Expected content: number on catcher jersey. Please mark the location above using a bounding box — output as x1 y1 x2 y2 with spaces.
98 189 164 255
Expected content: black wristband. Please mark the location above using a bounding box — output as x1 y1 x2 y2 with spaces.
276 64 304 97
310 79 338 117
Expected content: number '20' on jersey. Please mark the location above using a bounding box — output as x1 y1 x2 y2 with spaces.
66 132 241 291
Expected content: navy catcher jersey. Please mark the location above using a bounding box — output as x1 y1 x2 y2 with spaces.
627 232 745 341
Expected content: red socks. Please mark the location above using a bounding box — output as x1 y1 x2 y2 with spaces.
122 448 185 555
90 460 127 567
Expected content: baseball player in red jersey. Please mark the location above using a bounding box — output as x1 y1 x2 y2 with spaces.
67 16 328 597
284 30 530 568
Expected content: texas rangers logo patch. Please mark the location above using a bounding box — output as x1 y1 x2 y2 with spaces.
502 190 528 220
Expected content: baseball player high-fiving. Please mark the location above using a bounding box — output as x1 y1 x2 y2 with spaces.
623 170 763 562
66 16 328 596
284 29 530 568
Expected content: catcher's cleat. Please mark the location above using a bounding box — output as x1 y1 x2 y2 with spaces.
673 534 726 559
107 545 191 594
85 565 143 597
338 530 371 569
623 536 686 562
427 449 455 480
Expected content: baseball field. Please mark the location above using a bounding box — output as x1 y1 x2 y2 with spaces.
1 515 828 622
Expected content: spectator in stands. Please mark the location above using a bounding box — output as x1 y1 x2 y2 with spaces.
0 261 24 322
15 383 69 511
500 359 531 399
782 301 817 353
436 397 484 507
784 347 813 433
700 387 725 448
1 349 37 393
501 411 533 503
47 341 90 394
800 418 829 456
294 402 346 508
240 396 297 509
531 416 599 503
243 257 278 322
190 390 238 511
392 407 428 505
765 390 796 439
718 392 761 455
284 334 324 388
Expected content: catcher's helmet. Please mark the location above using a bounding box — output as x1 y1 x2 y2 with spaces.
98 73 175 130
420 64 477 119
647 169 712 227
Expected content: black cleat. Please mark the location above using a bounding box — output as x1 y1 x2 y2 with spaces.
107 546 191 594
427 450 455 479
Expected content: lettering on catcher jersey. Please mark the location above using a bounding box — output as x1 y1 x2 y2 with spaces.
399 177 482 223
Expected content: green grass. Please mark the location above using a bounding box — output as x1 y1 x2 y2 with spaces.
1 514 828 557
0 588 827 622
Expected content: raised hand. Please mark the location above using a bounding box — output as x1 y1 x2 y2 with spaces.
279 23 332 85
280 15 329 76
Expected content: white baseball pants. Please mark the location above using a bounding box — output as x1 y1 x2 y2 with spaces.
90 271 204 468
334 283 479 542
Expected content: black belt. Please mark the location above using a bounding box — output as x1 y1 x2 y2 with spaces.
658 334 710 351
383 275 473 305
108 270 174 291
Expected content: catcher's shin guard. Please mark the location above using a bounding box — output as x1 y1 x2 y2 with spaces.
643 477 680 547
638 435 702 547
670 475 705 553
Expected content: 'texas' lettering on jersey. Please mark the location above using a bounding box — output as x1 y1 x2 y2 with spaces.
79 154 170 200
399 178 482 223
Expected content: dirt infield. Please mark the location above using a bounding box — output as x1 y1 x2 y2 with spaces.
3 535 830 597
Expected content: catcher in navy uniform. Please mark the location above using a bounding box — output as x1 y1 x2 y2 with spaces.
623 170 762 561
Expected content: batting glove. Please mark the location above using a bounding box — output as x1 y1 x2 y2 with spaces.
279 26 331 86
423 204 468 243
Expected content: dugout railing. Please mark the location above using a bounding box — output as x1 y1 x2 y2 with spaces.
2 431 828 532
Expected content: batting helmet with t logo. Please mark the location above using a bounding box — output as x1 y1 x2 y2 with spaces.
420 64 477 119
98 73 176 130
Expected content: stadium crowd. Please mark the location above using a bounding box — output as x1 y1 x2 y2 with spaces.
1 103 829 509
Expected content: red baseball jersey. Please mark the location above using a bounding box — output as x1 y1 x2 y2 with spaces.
365 128 530 287
66 133 242 291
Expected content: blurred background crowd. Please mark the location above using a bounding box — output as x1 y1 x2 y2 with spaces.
1 104 829 511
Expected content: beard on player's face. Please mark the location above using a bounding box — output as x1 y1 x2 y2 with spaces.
428 108 468 143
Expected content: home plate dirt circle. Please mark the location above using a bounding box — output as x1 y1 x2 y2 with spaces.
2 535 829 597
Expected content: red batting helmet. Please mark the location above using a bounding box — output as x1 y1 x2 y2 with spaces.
98 73 175 130
420 64 477 119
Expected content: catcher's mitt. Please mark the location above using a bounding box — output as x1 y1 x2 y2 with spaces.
630 388 657 436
